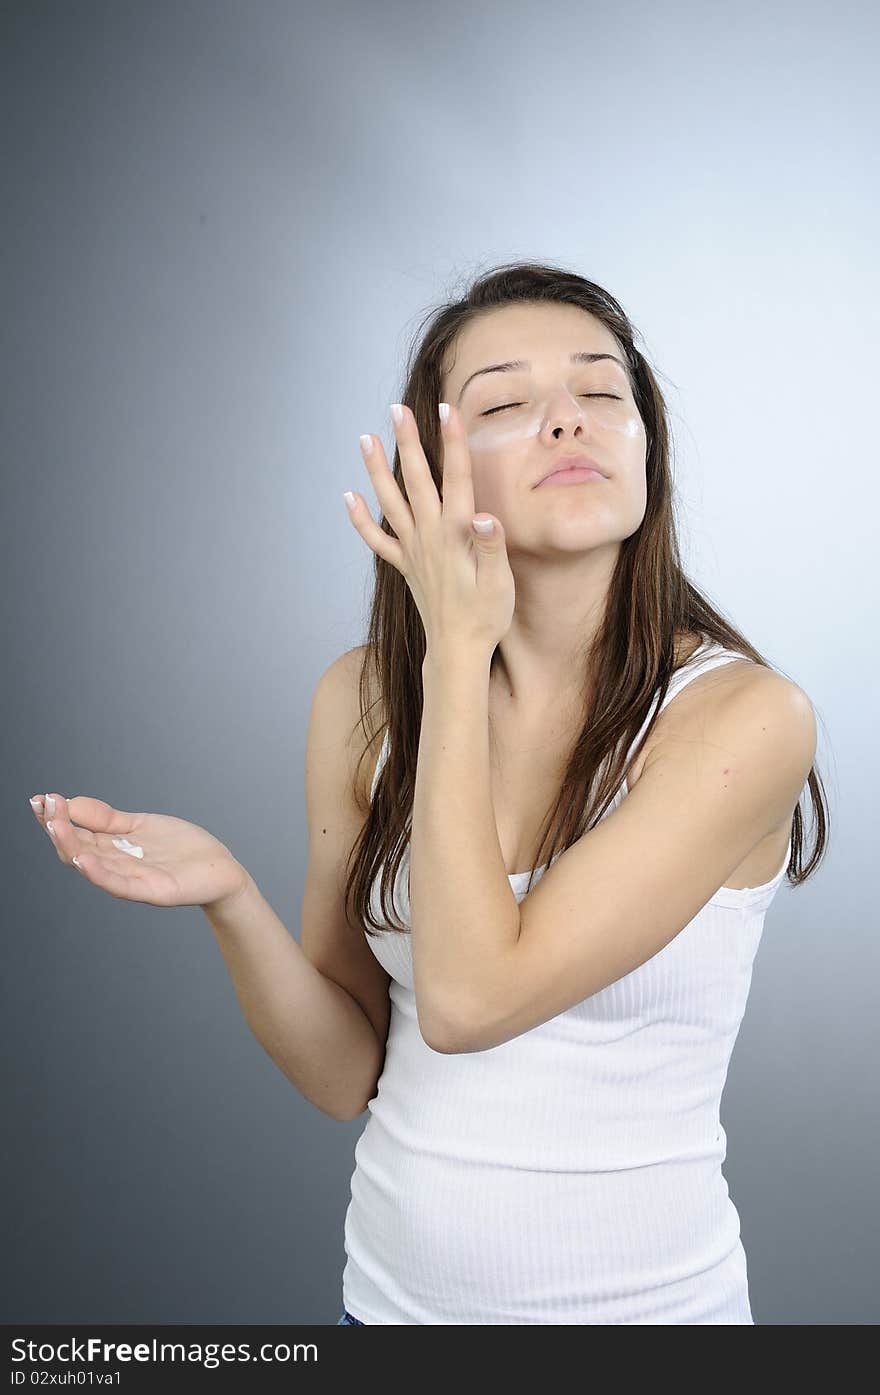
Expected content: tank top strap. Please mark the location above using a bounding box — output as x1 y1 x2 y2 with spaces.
623 638 754 778
370 725 391 804
660 637 753 705
370 639 754 807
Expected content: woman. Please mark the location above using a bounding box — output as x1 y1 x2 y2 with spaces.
32 262 828 1325
333 261 826 1324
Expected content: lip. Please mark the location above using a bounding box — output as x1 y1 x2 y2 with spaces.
536 454 607 487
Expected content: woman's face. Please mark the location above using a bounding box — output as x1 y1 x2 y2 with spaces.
439 302 649 558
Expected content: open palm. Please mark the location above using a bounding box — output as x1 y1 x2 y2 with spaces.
31 793 248 909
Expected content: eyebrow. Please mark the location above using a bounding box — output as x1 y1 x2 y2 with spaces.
457 351 629 405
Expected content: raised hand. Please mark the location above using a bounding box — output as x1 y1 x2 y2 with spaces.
343 401 516 657
29 792 249 910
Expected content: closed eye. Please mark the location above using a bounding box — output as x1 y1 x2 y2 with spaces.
480 394 622 417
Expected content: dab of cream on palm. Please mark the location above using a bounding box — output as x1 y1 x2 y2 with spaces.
112 837 144 859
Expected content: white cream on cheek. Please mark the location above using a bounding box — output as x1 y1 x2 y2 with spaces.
465 392 642 456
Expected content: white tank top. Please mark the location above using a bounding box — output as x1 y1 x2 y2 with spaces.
341 638 794 1324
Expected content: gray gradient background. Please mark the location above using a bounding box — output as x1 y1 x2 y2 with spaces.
3 0 876 1326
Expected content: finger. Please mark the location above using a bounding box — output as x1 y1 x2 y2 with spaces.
29 792 63 841
30 792 82 830
357 431 418 545
35 792 90 840
37 793 135 859
44 814 75 864
344 489 407 572
388 404 443 523
69 848 153 902
60 794 143 837
30 792 67 823
44 814 99 866
437 401 476 524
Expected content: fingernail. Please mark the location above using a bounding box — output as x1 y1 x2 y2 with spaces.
45 795 56 817
438 402 450 425
46 820 55 836
390 403 404 425
30 797 42 812
359 434 374 456
343 491 357 512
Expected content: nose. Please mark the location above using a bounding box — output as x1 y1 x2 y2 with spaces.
543 385 591 438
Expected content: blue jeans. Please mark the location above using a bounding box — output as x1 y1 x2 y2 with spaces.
337 1308 365 1325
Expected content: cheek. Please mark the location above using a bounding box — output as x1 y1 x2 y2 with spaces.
470 468 503 508
624 470 649 529
466 411 542 457
620 462 648 510
466 440 530 496
602 405 645 445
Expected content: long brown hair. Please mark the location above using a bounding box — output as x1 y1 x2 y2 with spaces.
342 260 830 936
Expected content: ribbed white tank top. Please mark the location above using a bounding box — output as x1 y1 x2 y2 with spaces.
340 638 794 1324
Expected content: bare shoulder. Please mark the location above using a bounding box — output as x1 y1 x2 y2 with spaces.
644 657 816 788
695 659 813 732
724 665 817 770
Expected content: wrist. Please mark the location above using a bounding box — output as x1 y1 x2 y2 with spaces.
422 642 493 678
201 863 254 918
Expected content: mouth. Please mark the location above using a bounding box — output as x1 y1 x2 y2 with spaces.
536 454 607 487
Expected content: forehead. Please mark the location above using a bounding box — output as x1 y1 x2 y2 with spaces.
442 302 624 389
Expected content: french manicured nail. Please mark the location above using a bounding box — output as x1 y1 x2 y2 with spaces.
343 492 357 512
390 403 404 425
45 795 56 817
439 402 450 425
30 797 42 812
46 820 56 836
359 434 374 456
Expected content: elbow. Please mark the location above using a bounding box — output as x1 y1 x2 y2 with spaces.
333 1101 369 1122
331 1074 384 1123
426 1027 471 1055
418 999 474 1055
332 1087 377 1122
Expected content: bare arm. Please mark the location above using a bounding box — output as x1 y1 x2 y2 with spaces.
203 648 391 1121
204 873 384 1122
